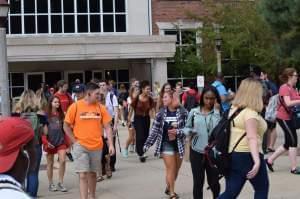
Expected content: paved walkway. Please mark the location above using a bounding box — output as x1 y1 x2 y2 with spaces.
37 125 300 199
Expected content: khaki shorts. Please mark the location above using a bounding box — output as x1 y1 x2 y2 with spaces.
73 142 102 173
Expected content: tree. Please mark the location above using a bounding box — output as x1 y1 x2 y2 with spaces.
171 0 277 78
259 0 300 66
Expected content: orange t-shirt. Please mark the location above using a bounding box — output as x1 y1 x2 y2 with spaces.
64 99 112 151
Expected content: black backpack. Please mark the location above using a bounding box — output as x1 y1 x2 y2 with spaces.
184 92 198 111
204 107 245 177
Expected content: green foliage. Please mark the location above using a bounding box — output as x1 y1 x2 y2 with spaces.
172 0 277 77
259 0 300 66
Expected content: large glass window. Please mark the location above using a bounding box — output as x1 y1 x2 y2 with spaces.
8 0 127 34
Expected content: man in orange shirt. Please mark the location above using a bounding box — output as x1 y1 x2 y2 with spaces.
64 82 115 199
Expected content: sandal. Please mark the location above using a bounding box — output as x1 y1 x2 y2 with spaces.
265 159 274 172
291 167 300 175
165 187 170 195
169 193 179 199
97 176 105 182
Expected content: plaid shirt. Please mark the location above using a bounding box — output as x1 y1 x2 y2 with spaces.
144 106 188 158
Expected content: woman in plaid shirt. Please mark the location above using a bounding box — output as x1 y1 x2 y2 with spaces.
144 91 188 199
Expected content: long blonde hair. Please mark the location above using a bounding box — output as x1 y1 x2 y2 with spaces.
231 78 263 112
36 88 48 111
13 89 38 113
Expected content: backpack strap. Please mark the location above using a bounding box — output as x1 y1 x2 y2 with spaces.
231 133 246 153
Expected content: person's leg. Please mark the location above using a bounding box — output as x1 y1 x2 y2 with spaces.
79 172 89 199
46 154 54 185
174 153 183 181
87 172 97 199
110 135 116 171
218 153 248 199
26 144 42 197
249 155 269 199
189 148 205 199
57 149 67 184
134 116 144 157
205 159 220 199
268 127 277 150
267 120 289 165
162 154 177 195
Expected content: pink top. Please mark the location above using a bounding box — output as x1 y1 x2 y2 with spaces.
277 84 300 120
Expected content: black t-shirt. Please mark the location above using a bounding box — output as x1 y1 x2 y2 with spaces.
162 109 178 147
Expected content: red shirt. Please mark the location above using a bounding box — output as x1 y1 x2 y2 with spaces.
277 84 300 120
182 89 201 105
54 92 73 113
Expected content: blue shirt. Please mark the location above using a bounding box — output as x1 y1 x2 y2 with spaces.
212 80 230 111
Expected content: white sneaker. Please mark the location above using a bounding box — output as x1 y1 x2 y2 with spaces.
57 182 68 192
49 183 57 192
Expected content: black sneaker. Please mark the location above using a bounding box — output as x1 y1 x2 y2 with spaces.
66 152 74 162
265 159 274 172
291 167 300 175
139 156 146 163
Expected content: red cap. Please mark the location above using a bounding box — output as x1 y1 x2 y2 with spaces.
0 117 34 173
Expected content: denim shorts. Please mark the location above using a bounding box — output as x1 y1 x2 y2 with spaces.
161 142 178 155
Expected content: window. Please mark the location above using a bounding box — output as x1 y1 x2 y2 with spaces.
7 0 127 34
9 73 25 98
104 69 129 89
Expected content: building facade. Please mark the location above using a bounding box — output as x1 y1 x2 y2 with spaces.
6 0 176 98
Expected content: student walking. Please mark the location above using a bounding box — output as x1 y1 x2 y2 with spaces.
218 78 269 199
63 82 115 199
42 96 69 192
155 83 172 112
184 86 222 199
144 91 187 199
128 80 155 162
266 68 300 174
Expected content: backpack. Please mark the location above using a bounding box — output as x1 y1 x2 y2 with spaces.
204 107 244 177
20 112 41 143
184 92 198 112
265 94 279 122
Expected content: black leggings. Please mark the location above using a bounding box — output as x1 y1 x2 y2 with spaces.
190 148 220 199
277 119 298 149
134 115 150 157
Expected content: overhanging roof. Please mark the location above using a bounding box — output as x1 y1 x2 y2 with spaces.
7 34 176 62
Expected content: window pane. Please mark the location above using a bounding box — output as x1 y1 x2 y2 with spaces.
118 70 129 82
51 0 61 13
12 88 25 98
116 15 126 32
38 15 49 33
63 0 74 13
24 0 35 13
165 30 180 45
115 0 125 12
90 15 100 32
37 0 48 13
103 15 114 32
24 15 35 34
77 15 88 32
89 0 100 13
10 0 21 14
103 0 113 12
181 31 196 45
51 15 62 33
10 16 22 34
77 0 87 13
105 70 116 80
64 15 75 33
11 73 24 86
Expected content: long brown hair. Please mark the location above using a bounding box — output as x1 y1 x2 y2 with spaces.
47 96 64 121
279 67 297 83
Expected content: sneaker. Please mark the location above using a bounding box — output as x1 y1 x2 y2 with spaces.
122 149 128 158
265 159 274 172
57 182 68 192
49 183 57 192
129 144 135 153
291 167 300 175
139 156 146 163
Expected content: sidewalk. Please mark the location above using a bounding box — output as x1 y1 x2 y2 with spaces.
37 125 300 199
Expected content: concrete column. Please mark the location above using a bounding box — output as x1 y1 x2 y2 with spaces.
0 27 10 116
151 58 168 87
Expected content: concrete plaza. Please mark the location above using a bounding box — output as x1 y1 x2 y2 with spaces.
37 125 300 199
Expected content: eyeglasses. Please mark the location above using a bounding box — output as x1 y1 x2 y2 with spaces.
99 84 106 87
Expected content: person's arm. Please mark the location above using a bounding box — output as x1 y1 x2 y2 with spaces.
182 110 194 136
63 122 76 144
283 96 300 107
144 111 162 151
103 122 115 156
245 118 260 179
112 95 119 132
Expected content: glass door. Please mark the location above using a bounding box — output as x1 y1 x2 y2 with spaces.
26 72 45 92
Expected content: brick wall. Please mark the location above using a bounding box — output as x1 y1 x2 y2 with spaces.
152 0 205 34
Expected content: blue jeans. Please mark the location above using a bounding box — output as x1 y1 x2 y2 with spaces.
26 144 42 198
218 152 269 199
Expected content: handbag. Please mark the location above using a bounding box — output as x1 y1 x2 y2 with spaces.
279 96 300 129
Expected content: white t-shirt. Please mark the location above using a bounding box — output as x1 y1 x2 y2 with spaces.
0 175 31 199
105 92 118 117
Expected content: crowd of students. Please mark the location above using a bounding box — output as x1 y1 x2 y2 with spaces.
1 66 300 199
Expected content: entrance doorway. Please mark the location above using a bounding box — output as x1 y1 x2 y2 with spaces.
26 73 45 92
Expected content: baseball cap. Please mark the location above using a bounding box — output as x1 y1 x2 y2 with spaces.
73 84 85 93
0 117 34 173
